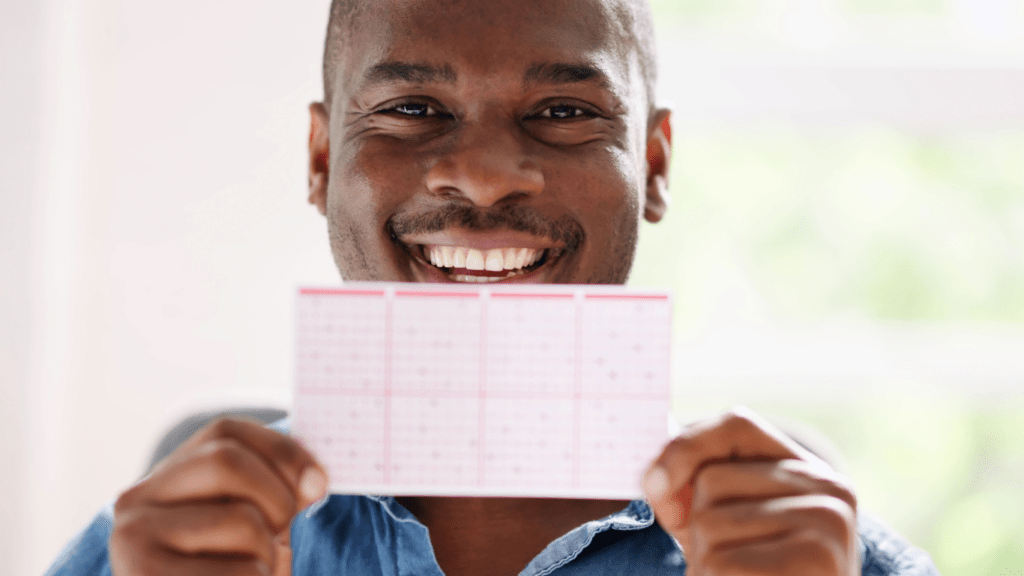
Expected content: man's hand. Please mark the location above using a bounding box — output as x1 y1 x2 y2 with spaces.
643 407 859 576
109 418 328 576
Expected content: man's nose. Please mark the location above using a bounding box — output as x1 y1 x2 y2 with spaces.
424 121 544 207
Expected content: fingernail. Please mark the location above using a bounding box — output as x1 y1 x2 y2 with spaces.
643 465 670 499
299 466 328 503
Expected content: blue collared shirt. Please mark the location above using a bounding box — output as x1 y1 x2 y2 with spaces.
47 492 940 575
47 419 941 576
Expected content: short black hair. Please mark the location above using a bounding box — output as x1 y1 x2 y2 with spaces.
321 0 658 114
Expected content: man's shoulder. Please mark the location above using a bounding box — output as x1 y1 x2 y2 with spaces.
45 503 115 576
858 510 940 576
44 492 380 576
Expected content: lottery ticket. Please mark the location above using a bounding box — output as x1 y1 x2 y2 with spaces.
293 282 672 499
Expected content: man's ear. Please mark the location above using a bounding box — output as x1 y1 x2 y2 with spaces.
643 108 672 224
308 102 331 216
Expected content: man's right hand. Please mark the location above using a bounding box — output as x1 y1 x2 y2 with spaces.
109 417 328 576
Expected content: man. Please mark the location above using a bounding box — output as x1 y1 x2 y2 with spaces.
49 0 939 574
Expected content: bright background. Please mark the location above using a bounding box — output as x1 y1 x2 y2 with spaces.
2 1 1022 575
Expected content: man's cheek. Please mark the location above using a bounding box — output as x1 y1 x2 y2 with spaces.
354 139 428 192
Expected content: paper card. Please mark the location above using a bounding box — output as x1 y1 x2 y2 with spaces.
293 282 672 499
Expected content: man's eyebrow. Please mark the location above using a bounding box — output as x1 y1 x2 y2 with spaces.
523 62 613 89
361 61 458 87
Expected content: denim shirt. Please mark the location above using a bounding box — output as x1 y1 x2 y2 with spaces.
47 420 941 576
46 491 940 576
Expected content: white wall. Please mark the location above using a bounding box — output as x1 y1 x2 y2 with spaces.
2 1 336 574
1 2 46 574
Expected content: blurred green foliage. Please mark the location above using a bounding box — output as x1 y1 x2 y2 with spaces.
770 393 1024 576
635 6 1024 575
669 388 1024 576
632 125 1024 575
631 128 1024 575
633 127 1024 325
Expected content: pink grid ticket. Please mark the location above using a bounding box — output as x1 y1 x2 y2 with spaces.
293 283 673 499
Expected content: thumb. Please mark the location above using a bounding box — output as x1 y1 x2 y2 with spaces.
272 531 293 576
643 465 694 547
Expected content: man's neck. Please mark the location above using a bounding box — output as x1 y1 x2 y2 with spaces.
395 496 631 576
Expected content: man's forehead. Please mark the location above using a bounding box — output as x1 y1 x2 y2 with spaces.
334 0 642 99
358 0 628 38
357 61 616 93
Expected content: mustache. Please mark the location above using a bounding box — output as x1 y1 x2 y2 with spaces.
387 203 584 252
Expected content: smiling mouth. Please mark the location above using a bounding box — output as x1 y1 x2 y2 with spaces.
416 244 560 283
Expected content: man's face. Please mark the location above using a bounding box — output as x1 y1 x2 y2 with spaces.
309 0 670 285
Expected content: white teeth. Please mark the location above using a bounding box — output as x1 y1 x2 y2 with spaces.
502 248 518 270
485 249 505 272
514 248 528 269
424 245 546 271
465 249 486 270
452 269 526 283
455 274 501 283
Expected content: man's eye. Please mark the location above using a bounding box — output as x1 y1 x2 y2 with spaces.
388 103 436 117
540 105 593 120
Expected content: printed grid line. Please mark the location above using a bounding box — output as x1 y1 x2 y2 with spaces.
490 292 574 300
296 387 667 401
572 290 583 488
584 293 669 300
478 292 487 486
383 291 393 483
395 290 480 298
300 288 385 297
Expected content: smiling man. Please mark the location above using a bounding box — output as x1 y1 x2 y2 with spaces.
48 0 939 575
311 0 663 288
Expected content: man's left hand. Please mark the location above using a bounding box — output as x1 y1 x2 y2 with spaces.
643 407 859 576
